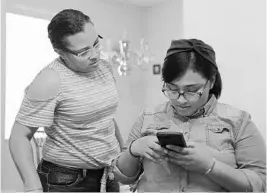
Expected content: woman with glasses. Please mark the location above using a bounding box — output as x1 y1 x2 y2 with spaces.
113 39 266 192
9 9 123 192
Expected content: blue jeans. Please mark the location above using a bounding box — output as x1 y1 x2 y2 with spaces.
37 159 120 192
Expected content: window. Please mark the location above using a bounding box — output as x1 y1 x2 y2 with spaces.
5 13 57 139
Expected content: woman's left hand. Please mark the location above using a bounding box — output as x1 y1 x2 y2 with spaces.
165 142 214 174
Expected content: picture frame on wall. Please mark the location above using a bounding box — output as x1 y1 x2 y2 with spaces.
153 64 161 75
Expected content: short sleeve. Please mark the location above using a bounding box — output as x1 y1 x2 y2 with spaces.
235 111 266 192
15 68 60 128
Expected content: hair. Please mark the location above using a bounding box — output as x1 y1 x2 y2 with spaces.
162 51 222 99
48 9 93 50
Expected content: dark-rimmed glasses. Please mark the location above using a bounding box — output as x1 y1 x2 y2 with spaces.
162 80 209 101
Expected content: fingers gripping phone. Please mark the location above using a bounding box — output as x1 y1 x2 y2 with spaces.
156 130 187 148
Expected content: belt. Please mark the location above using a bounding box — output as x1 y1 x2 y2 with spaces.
41 159 104 179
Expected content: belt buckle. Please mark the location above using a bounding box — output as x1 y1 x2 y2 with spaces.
108 172 115 180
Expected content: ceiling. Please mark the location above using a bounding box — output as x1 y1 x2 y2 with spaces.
113 0 166 7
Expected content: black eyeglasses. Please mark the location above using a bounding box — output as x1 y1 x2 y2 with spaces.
162 80 209 101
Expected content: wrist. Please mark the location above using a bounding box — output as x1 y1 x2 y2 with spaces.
24 187 43 192
129 140 140 158
24 181 43 192
203 158 216 175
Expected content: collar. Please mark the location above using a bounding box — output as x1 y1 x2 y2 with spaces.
168 94 217 119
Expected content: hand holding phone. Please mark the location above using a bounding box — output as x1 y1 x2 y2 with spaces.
156 131 187 148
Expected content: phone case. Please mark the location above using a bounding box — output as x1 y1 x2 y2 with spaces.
156 131 187 147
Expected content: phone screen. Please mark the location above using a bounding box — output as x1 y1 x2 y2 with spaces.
156 131 187 148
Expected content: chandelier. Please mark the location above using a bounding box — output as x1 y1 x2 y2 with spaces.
102 32 153 76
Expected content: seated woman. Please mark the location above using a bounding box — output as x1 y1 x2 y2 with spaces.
112 39 266 192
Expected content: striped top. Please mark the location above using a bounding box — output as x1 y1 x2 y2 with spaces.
16 57 120 169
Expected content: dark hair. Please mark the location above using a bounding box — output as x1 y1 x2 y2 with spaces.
48 9 93 50
162 51 222 99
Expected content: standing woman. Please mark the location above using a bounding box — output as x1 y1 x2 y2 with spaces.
113 39 266 192
9 9 123 192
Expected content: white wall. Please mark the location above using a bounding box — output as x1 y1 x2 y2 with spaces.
1 0 7 191
183 0 266 138
7 0 143 49
140 0 184 107
0 0 3 191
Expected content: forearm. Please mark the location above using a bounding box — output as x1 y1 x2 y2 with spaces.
9 136 42 191
117 150 141 177
206 159 251 192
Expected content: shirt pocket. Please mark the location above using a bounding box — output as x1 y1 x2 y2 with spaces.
206 124 234 151
142 124 170 136
141 113 171 136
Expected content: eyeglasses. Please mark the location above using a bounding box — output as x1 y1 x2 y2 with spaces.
64 41 101 61
63 35 103 61
162 81 209 101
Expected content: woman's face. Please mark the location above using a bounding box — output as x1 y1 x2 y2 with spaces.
60 22 101 73
166 69 214 117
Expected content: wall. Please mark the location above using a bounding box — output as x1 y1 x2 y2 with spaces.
183 0 266 138
0 0 4 191
141 0 184 108
1 0 7 191
7 0 143 48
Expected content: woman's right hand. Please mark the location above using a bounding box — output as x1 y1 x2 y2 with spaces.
130 136 168 163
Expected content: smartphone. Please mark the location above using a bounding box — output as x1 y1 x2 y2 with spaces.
156 131 187 148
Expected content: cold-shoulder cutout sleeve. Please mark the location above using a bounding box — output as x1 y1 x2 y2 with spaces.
15 68 60 128
26 68 60 101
